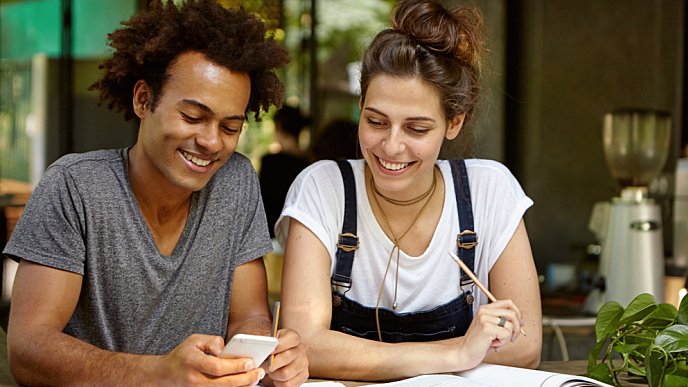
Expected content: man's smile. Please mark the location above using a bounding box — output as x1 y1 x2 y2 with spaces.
180 149 212 167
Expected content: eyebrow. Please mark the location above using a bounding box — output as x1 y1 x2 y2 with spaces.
181 99 246 121
364 107 436 122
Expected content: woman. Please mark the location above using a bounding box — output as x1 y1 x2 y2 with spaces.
275 0 541 380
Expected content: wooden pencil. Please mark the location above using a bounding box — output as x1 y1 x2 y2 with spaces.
448 251 527 336
269 301 280 367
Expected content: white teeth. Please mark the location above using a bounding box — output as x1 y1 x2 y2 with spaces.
379 158 410 171
181 151 211 167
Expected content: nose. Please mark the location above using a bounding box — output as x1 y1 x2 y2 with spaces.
381 126 405 156
195 123 223 155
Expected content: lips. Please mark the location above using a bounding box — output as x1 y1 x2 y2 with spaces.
180 150 212 167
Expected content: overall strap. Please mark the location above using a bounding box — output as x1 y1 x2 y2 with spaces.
332 160 359 289
449 159 478 283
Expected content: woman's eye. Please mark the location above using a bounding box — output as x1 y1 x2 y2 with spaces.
409 127 430 134
367 118 384 127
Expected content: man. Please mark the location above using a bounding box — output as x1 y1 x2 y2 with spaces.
3 1 308 385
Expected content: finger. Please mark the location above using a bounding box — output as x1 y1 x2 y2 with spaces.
273 329 299 354
501 320 518 344
214 367 266 387
494 315 519 343
191 334 226 357
268 347 308 380
486 299 523 326
491 322 514 352
480 305 520 343
498 299 524 330
272 370 310 387
268 346 294 372
199 356 255 377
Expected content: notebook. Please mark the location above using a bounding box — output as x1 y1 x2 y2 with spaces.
305 364 612 387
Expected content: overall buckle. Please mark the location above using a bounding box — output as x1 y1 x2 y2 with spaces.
337 233 359 252
457 230 478 249
331 275 352 289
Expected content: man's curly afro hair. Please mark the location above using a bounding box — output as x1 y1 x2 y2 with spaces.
89 0 289 122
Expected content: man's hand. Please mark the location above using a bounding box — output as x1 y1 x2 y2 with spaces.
264 329 309 387
158 334 266 386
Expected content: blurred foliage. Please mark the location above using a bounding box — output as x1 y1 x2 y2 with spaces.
315 0 393 63
239 0 393 169
219 0 282 29
281 0 393 63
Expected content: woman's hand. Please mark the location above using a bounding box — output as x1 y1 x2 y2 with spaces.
455 300 524 370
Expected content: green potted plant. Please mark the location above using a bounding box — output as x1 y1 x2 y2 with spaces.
584 293 688 387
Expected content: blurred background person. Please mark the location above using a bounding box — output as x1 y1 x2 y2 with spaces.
309 119 359 163
260 106 311 238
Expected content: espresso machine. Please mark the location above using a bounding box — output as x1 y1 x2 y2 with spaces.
586 109 672 312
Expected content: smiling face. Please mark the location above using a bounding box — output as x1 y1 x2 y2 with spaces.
359 75 463 200
132 51 251 194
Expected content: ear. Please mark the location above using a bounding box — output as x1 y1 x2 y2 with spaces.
132 80 151 119
359 96 364 112
445 114 465 140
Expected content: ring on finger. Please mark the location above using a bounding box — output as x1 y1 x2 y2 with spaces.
498 316 506 327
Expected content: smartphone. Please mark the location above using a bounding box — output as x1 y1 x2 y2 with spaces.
218 334 279 368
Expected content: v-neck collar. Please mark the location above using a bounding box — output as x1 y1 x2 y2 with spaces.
120 148 201 258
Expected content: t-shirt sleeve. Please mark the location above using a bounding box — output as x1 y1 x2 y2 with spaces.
3 165 86 274
467 160 533 272
274 161 344 259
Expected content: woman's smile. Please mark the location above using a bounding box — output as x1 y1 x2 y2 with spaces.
375 155 415 172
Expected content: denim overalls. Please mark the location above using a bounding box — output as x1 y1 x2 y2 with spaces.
330 159 478 343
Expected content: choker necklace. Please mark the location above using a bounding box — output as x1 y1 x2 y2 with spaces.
369 166 438 341
371 169 436 206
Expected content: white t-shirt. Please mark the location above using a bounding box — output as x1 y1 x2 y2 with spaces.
276 159 533 315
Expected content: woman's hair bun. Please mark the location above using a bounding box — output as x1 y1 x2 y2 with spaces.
391 0 483 65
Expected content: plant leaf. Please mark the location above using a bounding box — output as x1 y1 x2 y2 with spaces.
596 301 624 342
622 293 658 324
588 338 608 372
629 367 646 376
675 363 688 378
614 343 641 354
645 303 679 328
679 295 688 325
631 341 650 363
663 374 688 387
629 331 659 340
656 325 688 352
645 344 665 387
582 362 615 386
625 335 644 344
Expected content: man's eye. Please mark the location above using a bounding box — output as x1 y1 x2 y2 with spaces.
221 126 240 134
181 112 201 122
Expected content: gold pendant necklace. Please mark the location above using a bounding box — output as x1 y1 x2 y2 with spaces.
369 166 438 341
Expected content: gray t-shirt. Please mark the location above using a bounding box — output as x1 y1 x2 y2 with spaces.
3 148 272 355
